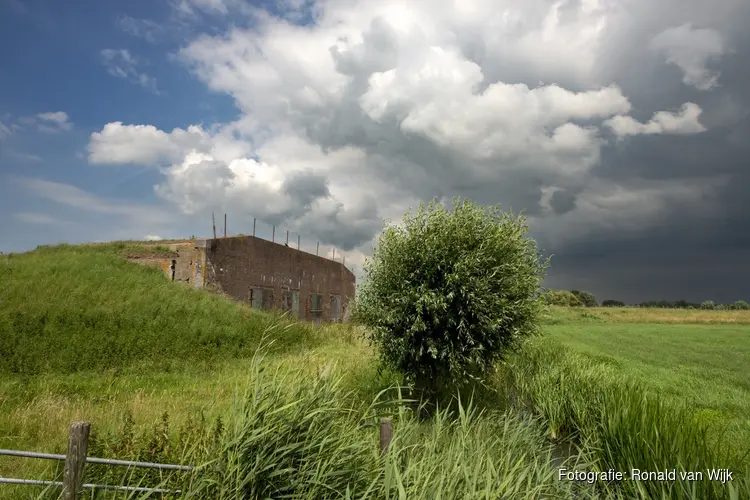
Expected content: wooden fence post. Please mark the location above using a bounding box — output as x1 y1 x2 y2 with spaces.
379 418 392 454
63 422 90 500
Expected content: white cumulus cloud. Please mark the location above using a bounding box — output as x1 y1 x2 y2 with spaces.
604 102 706 136
86 0 742 256
649 23 726 91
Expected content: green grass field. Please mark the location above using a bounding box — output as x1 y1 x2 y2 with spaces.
1 244 749 498
544 322 750 450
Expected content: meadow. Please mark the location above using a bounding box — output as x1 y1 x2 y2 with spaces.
0 244 749 498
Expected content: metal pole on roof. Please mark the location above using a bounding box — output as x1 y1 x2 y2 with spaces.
332 248 336 261
253 218 256 237
272 225 275 243
297 234 300 250
286 230 289 246
316 242 319 256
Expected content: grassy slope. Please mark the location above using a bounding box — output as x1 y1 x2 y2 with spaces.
0 243 324 374
1 246 749 498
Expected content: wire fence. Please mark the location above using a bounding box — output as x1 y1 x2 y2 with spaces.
0 422 193 498
1 419 394 498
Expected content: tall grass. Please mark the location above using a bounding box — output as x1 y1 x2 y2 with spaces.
22 336 601 499
498 338 750 499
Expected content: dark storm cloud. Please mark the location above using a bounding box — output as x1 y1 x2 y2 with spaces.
549 189 578 215
302 0 750 301
543 0 750 302
282 170 331 207
296 194 382 251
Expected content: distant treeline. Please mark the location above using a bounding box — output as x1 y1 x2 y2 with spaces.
544 290 749 310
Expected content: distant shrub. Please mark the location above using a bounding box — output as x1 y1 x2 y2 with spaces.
544 290 582 307
571 290 597 307
354 198 547 398
601 299 625 307
700 301 716 310
731 300 749 310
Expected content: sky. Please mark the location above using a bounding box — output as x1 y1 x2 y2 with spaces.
1 0 749 304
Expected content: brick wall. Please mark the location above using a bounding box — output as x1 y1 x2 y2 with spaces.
191 236 355 322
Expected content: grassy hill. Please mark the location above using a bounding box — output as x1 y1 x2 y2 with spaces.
1 243 749 499
0 243 321 375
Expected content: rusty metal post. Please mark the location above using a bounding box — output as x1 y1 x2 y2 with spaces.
253 218 256 237
272 225 275 242
297 234 300 250
212 213 217 239
286 230 289 246
63 422 90 500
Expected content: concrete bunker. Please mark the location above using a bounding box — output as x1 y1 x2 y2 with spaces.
181 235 355 323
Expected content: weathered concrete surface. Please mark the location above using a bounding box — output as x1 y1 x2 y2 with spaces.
127 236 355 322
126 242 197 283
191 236 355 322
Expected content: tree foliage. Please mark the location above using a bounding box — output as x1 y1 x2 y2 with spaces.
570 290 597 307
601 299 626 307
353 198 548 395
544 290 582 307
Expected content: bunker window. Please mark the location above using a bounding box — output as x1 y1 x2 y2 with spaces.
250 287 263 309
330 295 341 322
281 289 293 312
261 288 274 310
309 293 323 323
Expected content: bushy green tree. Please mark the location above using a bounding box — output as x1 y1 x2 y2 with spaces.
601 299 625 307
731 300 749 310
700 301 715 310
544 290 582 307
353 198 548 397
571 290 597 307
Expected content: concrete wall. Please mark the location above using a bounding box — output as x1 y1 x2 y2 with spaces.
191 236 355 322
128 243 198 283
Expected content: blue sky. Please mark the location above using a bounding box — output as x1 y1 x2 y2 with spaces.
0 0 243 250
2 0 749 302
